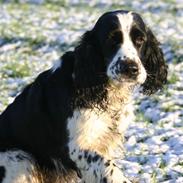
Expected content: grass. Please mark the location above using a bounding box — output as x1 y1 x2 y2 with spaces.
158 158 167 169
151 171 158 183
135 111 153 124
2 61 31 78
168 73 179 84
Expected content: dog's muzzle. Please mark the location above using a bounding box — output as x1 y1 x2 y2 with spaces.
116 58 139 79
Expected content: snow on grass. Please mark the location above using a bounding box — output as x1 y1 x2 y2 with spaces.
0 0 183 182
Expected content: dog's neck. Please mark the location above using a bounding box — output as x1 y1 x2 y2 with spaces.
107 82 134 108
69 82 135 159
73 80 135 113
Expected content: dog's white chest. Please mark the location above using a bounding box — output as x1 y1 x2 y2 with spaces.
67 102 134 157
68 109 109 146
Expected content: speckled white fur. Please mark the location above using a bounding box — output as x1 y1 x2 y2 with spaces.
0 151 39 183
67 84 134 183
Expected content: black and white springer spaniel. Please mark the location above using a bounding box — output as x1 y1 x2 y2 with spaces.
0 10 167 183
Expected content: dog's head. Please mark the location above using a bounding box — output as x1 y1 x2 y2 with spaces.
74 10 168 95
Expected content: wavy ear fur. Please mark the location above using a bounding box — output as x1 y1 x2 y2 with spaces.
142 28 168 95
73 31 108 109
74 31 107 89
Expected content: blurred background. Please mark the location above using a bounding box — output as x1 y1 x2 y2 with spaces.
0 0 183 182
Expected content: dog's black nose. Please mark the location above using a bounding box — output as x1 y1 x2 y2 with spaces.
128 64 139 76
119 59 139 79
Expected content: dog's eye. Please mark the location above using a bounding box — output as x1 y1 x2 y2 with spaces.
108 31 123 45
135 36 145 47
131 27 145 48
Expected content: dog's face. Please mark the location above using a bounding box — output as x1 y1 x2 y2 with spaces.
94 11 147 86
74 10 167 94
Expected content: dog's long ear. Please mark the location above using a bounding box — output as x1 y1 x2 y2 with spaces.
142 28 168 95
74 30 106 89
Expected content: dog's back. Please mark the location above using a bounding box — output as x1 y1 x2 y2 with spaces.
0 52 78 183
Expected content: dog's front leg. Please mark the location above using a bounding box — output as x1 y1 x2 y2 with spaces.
69 146 131 183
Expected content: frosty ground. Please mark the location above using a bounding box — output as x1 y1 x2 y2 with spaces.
0 0 183 182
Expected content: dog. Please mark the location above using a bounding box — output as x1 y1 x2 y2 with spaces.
0 10 167 183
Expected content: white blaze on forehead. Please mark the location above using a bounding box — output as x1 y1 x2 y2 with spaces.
117 12 133 33
116 12 138 59
107 12 136 79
